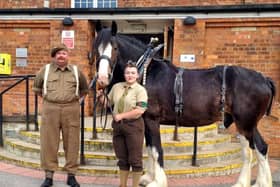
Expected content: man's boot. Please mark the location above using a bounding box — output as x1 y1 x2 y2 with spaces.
132 171 142 187
67 174 80 187
119 170 129 187
41 170 54 187
40 178 53 187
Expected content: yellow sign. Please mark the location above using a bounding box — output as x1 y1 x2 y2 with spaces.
0 54 12 75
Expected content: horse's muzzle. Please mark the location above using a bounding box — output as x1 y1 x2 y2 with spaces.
97 75 109 88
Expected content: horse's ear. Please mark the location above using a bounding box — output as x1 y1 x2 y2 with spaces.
95 20 102 33
111 21 117 36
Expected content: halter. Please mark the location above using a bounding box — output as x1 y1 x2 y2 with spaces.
96 54 117 85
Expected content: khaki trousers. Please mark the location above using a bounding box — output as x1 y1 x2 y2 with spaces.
40 100 80 174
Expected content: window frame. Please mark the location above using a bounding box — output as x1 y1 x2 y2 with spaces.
71 0 117 8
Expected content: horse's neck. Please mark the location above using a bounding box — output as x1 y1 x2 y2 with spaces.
118 35 146 62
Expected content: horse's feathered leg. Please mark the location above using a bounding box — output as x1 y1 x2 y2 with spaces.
252 128 272 187
232 135 253 187
144 117 164 167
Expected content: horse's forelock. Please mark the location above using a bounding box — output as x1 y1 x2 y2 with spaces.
94 28 113 55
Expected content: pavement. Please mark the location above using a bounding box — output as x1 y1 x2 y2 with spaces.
0 159 280 187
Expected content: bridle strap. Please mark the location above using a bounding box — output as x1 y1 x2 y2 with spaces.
97 55 114 69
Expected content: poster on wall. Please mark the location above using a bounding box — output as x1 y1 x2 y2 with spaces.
62 30 74 49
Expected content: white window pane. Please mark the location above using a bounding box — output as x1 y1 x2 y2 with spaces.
88 2 93 8
81 2 87 7
97 1 103 8
112 1 116 7
75 3 80 8
73 0 116 8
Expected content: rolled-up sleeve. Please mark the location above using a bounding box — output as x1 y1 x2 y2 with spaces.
32 67 44 95
136 87 148 111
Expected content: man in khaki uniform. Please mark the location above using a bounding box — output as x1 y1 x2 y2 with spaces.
33 44 88 187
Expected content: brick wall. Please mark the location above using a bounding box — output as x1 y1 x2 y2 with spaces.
118 0 279 7
0 0 279 8
49 0 71 8
0 0 44 8
0 0 71 8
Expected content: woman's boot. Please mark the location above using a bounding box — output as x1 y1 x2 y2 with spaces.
119 170 129 187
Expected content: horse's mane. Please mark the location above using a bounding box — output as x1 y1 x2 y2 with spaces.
116 34 147 62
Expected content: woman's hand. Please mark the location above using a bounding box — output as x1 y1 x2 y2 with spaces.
114 113 123 122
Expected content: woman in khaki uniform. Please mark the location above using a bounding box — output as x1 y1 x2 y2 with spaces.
33 44 88 187
98 61 148 187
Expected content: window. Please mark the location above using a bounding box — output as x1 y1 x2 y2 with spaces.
73 0 117 8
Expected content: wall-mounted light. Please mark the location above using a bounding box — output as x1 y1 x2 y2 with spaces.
183 16 196 25
63 17 74 26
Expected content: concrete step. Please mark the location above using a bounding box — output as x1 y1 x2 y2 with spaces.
2 119 247 178
5 131 232 154
11 123 218 144
0 148 248 177
3 137 241 168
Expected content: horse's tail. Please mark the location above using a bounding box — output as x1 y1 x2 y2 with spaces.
265 77 276 115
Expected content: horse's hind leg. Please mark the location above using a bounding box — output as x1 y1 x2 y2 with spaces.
252 128 272 187
224 113 234 128
232 134 253 187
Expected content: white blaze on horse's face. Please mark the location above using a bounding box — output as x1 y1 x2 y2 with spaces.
98 43 112 87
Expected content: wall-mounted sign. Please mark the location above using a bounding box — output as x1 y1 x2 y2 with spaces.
62 30 74 49
16 48 28 58
180 54 195 63
16 58 27 67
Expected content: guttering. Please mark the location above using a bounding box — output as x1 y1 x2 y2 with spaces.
0 4 280 20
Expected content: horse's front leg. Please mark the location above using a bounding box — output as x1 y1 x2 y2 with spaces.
251 145 272 187
232 135 253 187
144 117 164 167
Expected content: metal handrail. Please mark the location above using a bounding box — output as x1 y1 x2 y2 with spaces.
0 75 37 146
80 97 85 165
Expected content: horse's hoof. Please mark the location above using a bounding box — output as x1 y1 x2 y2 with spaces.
252 182 272 187
231 183 249 187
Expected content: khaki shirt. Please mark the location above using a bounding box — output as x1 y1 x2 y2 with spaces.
108 82 148 114
33 62 88 103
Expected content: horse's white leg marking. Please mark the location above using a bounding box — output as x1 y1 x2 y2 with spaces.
98 44 112 85
232 135 253 187
252 146 272 187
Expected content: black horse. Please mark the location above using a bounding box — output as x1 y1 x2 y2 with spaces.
93 21 275 187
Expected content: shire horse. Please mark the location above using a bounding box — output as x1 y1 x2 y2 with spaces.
92 21 275 187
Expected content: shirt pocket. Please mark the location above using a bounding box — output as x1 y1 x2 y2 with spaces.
65 76 77 92
47 75 59 91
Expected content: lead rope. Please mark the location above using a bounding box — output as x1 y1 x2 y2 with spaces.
221 66 228 126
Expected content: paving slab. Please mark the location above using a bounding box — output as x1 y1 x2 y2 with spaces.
0 159 279 187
